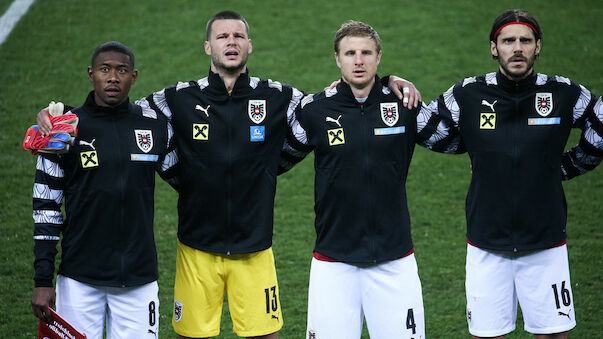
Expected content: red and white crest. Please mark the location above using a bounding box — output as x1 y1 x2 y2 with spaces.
174 300 183 323
248 100 267 124
135 130 153 153
535 92 553 117
380 102 399 126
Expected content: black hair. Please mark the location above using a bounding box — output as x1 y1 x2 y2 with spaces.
490 9 542 43
91 41 135 69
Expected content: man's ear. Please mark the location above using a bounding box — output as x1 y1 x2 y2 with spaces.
490 41 498 58
204 41 211 56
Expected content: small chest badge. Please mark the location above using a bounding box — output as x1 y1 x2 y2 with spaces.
380 102 399 126
80 151 99 168
535 93 553 117
327 128 345 146
135 130 153 153
480 113 496 129
248 100 266 124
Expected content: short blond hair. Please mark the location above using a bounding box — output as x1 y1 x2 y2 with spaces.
334 21 381 54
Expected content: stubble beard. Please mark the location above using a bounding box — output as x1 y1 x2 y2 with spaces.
212 53 248 75
499 51 537 82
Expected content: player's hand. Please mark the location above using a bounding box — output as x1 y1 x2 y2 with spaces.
37 101 65 136
325 80 340 90
388 76 421 109
32 287 55 323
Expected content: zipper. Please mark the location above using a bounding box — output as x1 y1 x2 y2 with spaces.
359 102 377 262
112 117 127 285
511 85 520 252
226 93 233 255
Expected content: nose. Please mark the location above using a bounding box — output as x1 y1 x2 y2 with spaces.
512 40 523 53
226 34 237 45
107 69 119 82
354 52 363 65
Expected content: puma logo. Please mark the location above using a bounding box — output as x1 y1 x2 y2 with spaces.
558 309 571 320
271 314 279 321
195 104 210 117
326 115 342 127
481 99 497 112
79 138 96 150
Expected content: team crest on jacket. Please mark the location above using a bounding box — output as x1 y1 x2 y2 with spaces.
535 93 553 116
380 102 399 126
174 299 183 323
135 130 153 153
248 100 266 124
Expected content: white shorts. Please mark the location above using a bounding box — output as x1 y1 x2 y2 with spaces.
55 275 159 339
465 244 576 337
306 254 424 339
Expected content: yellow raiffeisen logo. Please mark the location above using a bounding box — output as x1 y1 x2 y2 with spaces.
193 123 209 140
480 113 496 129
327 128 345 146
80 151 99 168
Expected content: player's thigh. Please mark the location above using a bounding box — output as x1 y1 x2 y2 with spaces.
306 258 363 339
515 245 576 335
55 275 107 339
105 281 159 339
465 245 517 337
225 247 283 337
363 254 425 339
172 241 225 338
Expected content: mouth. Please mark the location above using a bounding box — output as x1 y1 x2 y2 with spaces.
104 87 121 97
225 49 239 60
508 56 527 67
353 69 366 77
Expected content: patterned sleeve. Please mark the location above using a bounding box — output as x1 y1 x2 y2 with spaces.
416 84 466 154
32 154 64 287
278 88 313 174
137 86 181 188
561 86 603 180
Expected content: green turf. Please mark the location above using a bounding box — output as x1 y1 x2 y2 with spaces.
0 0 601 338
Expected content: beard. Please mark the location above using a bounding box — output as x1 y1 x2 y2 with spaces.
211 52 248 74
498 51 537 81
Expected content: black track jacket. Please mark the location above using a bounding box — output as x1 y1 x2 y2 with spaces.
424 71 603 252
295 77 457 262
33 92 176 287
139 70 309 255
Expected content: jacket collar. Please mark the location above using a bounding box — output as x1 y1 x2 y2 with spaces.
207 68 253 96
83 91 131 115
496 70 537 92
335 75 384 105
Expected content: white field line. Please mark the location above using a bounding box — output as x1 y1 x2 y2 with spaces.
0 0 35 46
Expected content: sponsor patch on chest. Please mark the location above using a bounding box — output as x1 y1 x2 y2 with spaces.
327 128 345 146
80 150 99 168
528 117 561 126
192 123 209 140
250 126 266 142
480 113 496 129
374 126 406 135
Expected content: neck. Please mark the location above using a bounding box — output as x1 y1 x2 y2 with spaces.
211 64 247 91
346 78 375 99
500 66 534 82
